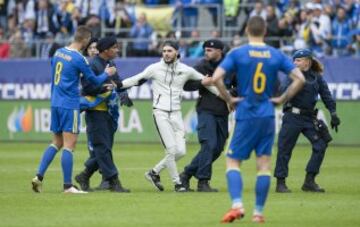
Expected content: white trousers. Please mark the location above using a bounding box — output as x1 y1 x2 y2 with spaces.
152 108 186 184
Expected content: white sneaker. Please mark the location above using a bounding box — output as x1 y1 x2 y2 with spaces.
64 186 88 194
32 176 42 193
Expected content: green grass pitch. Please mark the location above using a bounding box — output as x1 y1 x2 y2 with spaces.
0 142 359 227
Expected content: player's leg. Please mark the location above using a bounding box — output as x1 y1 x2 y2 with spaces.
221 157 245 223
61 109 87 193
253 155 271 223
32 133 63 193
252 117 275 223
32 107 63 193
222 120 253 223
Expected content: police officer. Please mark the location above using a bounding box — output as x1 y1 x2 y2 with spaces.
180 39 236 192
274 49 341 193
75 36 132 192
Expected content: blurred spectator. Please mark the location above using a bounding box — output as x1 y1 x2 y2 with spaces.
53 0 75 39
98 0 115 24
343 0 360 27
230 33 242 48
85 14 101 37
210 29 220 38
20 19 35 53
8 0 36 25
178 0 199 37
0 25 10 59
224 0 239 33
7 14 17 35
74 0 99 20
317 4 332 55
165 30 176 39
199 0 220 26
39 32 56 58
331 7 352 56
35 0 57 38
310 4 327 56
187 29 203 58
249 1 267 20
129 12 153 56
0 0 8 29
107 0 132 38
178 38 187 58
265 5 280 48
9 28 31 58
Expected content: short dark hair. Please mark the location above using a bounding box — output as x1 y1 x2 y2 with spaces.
74 26 92 42
246 16 266 37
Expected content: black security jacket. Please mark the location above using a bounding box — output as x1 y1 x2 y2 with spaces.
184 58 237 116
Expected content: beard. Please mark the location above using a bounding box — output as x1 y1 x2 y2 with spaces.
164 57 176 64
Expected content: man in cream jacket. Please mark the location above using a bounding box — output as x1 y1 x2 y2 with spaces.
118 40 219 192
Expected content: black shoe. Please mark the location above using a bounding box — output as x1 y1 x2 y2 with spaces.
75 172 92 192
179 172 192 190
197 180 218 192
174 183 188 192
302 173 325 193
275 178 291 193
95 180 111 191
302 182 325 192
109 178 130 193
145 170 164 191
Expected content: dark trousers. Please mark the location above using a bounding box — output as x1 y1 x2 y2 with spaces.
84 111 118 180
184 111 228 180
274 113 328 178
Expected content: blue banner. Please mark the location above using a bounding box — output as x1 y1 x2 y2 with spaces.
0 58 359 100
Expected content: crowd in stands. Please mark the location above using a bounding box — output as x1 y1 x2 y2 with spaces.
0 0 359 59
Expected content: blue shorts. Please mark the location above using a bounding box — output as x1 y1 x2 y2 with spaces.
50 107 80 134
227 117 275 161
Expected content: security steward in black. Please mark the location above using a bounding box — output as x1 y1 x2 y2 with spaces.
180 39 236 192
75 36 132 192
274 49 340 193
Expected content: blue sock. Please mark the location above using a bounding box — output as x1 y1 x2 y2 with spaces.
37 144 59 178
61 149 73 185
255 173 271 214
226 168 243 207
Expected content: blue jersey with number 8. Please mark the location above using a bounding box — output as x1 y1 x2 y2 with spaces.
50 47 108 109
220 42 295 120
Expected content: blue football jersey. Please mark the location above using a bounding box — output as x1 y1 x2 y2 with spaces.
50 47 108 109
220 42 295 120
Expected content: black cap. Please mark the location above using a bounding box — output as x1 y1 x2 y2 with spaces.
292 49 313 60
203 39 224 50
163 40 179 51
97 36 117 53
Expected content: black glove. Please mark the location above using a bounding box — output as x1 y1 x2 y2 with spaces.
114 80 123 89
330 113 340 133
137 78 148 86
119 92 133 107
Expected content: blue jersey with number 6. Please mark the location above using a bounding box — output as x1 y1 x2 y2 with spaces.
220 42 295 120
50 47 108 109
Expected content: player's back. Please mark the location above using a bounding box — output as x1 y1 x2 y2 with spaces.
51 47 86 109
224 43 294 120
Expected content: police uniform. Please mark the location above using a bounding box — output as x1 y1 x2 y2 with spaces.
180 39 237 192
274 49 340 193
75 37 130 192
